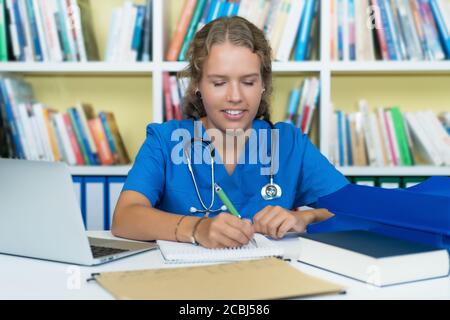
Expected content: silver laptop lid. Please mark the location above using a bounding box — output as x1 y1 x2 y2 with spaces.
0 159 93 265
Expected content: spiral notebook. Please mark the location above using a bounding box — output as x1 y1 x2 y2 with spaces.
157 234 284 263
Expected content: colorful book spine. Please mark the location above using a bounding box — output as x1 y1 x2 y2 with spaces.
141 0 153 62
348 0 356 60
337 111 344 166
42 108 60 161
104 112 130 164
169 75 183 120
285 89 300 124
99 111 119 164
0 0 6 61
55 0 72 61
130 5 145 62
166 0 197 61
63 112 84 165
12 0 26 61
379 0 398 60
70 107 94 165
382 108 398 166
429 0 450 57
418 0 446 60
294 0 315 61
178 0 207 61
206 0 220 23
25 0 43 61
371 0 390 60
345 113 353 166
68 107 90 165
0 80 24 158
390 107 412 166
88 117 114 165
231 0 240 16
163 72 174 121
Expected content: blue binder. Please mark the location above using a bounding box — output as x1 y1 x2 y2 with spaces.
107 177 126 230
84 177 108 231
72 176 86 226
309 177 450 250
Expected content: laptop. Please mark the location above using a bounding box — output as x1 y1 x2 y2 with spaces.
0 158 157 265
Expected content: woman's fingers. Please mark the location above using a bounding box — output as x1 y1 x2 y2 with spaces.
253 206 277 234
225 216 254 243
253 206 290 237
266 213 292 239
207 213 253 248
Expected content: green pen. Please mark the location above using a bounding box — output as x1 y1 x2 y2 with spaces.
214 183 258 247
214 183 241 218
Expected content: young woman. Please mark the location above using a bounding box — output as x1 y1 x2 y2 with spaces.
112 16 349 248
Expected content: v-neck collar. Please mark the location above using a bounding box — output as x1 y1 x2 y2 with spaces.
190 119 259 182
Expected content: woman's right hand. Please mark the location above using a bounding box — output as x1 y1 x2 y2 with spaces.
194 213 254 248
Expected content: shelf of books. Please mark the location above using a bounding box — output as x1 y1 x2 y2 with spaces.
1 0 449 182
0 62 155 73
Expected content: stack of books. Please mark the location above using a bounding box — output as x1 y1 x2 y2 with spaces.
104 0 153 62
298 230 450 286
331 0 450 61
162 72 190 121
329 100 450 167
0 76 130 166
284 76 320 135
0 0 99 62
166 0 320 62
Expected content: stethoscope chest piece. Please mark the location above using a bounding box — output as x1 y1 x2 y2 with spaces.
261 181 282 200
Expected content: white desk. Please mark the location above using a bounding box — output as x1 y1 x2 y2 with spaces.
2 231 450 300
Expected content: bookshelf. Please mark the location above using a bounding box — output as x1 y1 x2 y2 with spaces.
1 0 449 178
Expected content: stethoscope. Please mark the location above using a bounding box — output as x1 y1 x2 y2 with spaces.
183 120 282 216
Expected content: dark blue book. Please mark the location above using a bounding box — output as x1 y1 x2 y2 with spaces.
12 0 26 61
336 111 344 166
131 5 145 59
141 0 153 62
0 80 24 158
25 0 43 61
345 114 352 166
298 230 449 286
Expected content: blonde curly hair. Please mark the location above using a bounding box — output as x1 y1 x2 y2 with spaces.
178 16 273 121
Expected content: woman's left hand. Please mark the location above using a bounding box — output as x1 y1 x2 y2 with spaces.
252 206 331 239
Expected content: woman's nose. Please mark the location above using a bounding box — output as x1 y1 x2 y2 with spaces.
226 82 243 103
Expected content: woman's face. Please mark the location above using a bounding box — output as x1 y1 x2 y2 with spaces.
198 41 264 134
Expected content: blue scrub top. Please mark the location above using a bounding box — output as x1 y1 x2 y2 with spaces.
123 119 349 219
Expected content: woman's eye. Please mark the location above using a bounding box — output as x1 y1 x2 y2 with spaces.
243 82 255 86
214 82 225 87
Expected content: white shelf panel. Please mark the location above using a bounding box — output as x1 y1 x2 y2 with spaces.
330 61 450 74
160 61 323 73
272 61 322 72
68 165 450 177
69 165 132 176
338 166 450 177
0 62 155 74
3 61 449 75
161 61 189 71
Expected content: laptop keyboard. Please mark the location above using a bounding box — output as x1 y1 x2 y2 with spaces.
90 245 129 258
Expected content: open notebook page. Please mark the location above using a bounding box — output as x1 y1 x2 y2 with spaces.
157 233 284 263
